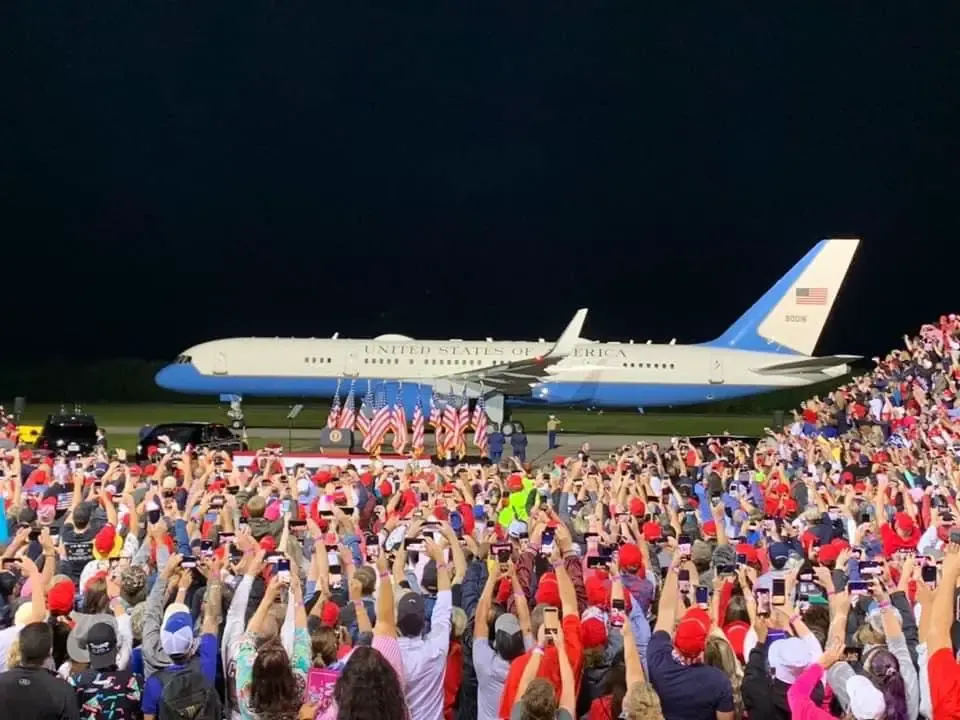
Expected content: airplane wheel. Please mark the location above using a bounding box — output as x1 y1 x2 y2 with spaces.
231 419 245 430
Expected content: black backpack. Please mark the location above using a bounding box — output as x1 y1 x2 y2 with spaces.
156 658 222 720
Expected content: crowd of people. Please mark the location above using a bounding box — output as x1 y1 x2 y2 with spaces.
3 315 960 720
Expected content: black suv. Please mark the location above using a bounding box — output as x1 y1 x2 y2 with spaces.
34 414 99 456
136 422 246 462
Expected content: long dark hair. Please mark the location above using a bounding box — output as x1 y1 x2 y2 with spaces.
864 647 908 720
600 663 627 720
334 646 407 720
250 637 302 718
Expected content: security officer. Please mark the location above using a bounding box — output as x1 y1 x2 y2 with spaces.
488 426 505 463
510 429 528 463
546 415 561 449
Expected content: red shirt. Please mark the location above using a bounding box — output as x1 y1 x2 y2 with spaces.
498 615 584 720
880 523 921 557
443 640 463 720
929 647 960 719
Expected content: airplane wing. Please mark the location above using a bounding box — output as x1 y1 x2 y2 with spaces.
753 354 860 375
436 309 588 395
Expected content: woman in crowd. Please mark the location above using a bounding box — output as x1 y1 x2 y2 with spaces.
235 568 311 720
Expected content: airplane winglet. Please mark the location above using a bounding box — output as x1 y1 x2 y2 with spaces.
547 308 588 358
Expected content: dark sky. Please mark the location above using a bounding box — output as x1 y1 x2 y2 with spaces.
4 5 959 363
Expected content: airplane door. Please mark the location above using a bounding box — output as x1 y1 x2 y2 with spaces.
709 356 724 384
344 348 359 377
213 352 227 375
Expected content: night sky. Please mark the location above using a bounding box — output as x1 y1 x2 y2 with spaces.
5 6 959 364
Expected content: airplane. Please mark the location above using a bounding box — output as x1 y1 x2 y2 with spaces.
155 238 861 428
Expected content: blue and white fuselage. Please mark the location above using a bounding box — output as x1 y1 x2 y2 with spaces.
156 239 861 423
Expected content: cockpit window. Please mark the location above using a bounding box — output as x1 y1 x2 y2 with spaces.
174 355 193 364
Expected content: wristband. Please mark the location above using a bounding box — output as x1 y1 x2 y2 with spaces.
437 562 450 572
790 613 802 625
378 570 391 579
878 600 892 610
353 599 364 607
533 646 545 656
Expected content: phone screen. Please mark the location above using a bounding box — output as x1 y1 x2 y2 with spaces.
772 578 786 606
922 564 937 586
695 586 709 608
277 557 291 582
543 607 559 640
678 569 690 593
756 589 771 617
541 528 556 554
678 535 691 558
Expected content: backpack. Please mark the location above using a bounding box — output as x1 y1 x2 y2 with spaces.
156 658 222 720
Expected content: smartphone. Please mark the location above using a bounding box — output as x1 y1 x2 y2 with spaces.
28 528 41 542
587 555 612 570
858 560 881 577
48 526 60 544
772 578 786 606
922 564 937 587
610 598 626 628
756 588 771 617
329 564 342 587
181 556 198 569
218 531 235 543
210 496 225 509
736 553 747 565
493 543 511 567
716 563 736 576
288 520 307 536
366 536 380 562
695 585 709 609
404 537 425 552
678 535 691 559
277 557 291 583
226 485 240 495
543 607 559 642
486 520 496 528
541 528 556 555
341 506 356 516
1 558 20 569
848 580 870 595
843 645 863 664
678 569 690 594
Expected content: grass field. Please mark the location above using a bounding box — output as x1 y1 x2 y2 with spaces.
19 402 775 440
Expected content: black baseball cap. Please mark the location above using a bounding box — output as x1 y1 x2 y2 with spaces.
86 621 118 670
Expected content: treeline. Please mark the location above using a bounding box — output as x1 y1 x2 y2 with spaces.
0 357 849 414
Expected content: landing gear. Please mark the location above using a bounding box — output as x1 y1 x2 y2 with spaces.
222 394 246 431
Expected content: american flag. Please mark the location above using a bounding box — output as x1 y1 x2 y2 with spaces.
363 387 392 454
429 392 442 428
441 395 459 454
456 396 470 455
472 394 489 454
795 287 827 306
411 395 426 456
356 380 373 437
326 382 342 429
391 388 408 454
337 380 357 431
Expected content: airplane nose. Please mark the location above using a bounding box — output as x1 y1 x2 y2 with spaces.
155 364 180 391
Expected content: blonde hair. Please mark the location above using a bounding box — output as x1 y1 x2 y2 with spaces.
451 607 467 640
6 639 19 669
622 682 664 720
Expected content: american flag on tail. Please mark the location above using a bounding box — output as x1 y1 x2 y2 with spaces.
337 380 357 431
391 387 408 454
411 394 426 456
326 381 342 429
363 388 392 454
472 394 489 454
356 381 373 437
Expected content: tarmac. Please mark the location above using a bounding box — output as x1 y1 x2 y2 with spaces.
102 425 669 464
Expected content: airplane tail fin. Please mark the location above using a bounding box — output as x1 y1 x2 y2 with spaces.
706 238 859 356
